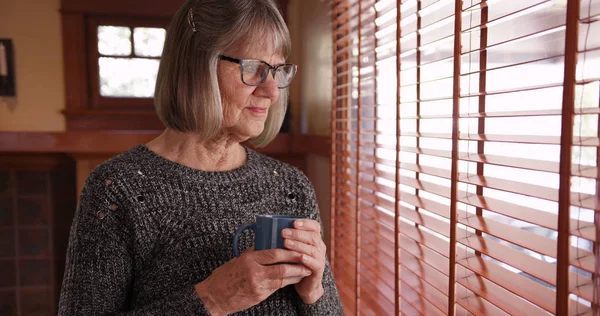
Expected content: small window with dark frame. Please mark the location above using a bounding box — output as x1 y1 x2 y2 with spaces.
96 25 166 98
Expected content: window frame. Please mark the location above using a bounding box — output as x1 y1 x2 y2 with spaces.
60 0 179 130
86 16 169 110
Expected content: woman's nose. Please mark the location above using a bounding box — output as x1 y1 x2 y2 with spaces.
255 71 280 98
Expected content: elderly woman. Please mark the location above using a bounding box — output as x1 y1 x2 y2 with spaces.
58 0 342 315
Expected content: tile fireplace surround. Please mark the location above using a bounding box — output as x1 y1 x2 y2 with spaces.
0 168 74 316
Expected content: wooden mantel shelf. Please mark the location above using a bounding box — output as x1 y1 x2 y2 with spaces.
0 131 328 195
0 131 330 156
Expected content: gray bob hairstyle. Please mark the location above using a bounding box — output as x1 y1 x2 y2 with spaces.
154 0 291 147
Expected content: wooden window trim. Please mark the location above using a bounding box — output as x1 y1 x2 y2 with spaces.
86 16 169 111
60 0 175 130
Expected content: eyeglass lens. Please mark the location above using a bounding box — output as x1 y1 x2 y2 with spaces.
240 60 296 88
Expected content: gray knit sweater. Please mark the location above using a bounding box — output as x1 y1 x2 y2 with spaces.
58 145 343 315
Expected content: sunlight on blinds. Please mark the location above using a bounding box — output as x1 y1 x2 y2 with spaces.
331 0 600 315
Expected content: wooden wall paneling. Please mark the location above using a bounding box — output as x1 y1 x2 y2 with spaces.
61 0 185 17
73 154 110 199
0 132 157 154
86 15 104 111
61 0 288 20
272 154 307 174
292 134 330 157
64 110 164 130
278 0 289 23
0 154 74 171
61 13 88 113
0 132 300 154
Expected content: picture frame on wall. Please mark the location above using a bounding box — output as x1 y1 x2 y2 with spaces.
0 39 16 97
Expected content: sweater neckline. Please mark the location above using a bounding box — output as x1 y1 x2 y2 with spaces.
134 144 261 183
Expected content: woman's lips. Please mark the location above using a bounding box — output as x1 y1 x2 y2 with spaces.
246 107 268 114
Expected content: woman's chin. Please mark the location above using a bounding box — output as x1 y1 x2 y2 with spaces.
229 126 265 142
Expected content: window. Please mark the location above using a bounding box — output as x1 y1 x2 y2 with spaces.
331 0 600 315
87 17 168 109
60 0 175 130
97 26 165 98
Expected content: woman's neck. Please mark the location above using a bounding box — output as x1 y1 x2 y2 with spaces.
146 129 247 172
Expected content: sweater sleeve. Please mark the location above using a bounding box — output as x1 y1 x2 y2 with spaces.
58 171 210 316
296 178 344 316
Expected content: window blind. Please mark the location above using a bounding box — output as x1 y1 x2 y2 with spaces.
330 0 600 315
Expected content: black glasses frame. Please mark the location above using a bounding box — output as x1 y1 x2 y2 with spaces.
219 55 297 89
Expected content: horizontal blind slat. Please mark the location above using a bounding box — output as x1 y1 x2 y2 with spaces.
458 234 556 285
458 210 595 273
455 283 508 316
400 233 450 276
400 281 447 316
400 145 598 179
459 174 598 211
401 267 449 314
456 263 550 315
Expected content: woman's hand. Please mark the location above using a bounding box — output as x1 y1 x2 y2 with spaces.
195 247 312 315
282 219 327 304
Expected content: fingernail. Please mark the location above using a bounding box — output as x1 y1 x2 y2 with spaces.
295 220 304 227
303 254 311 262
283 229 291 237
286 240 295 247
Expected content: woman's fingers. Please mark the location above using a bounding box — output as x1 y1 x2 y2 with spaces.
284 239 323 260
258 263 312 290
282 228 326 253
252 248 303 266
298 252 324 272
293 219 321 233
269 263 312 279
241 239 325 293
265 271 306 289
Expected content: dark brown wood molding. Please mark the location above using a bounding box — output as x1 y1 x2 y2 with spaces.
292 134 330 157
0 131 329 156
0 131 291 155
63 109 165 130
0 131 158 154
61 12 88 114
0 153 75 170
61 0 185 17
61 0 289 20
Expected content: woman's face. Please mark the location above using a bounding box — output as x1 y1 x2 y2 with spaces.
217 42 283 142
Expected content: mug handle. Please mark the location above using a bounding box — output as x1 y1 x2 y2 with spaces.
233 223 256 257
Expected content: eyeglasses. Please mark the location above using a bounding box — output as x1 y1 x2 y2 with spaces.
219 55 297 89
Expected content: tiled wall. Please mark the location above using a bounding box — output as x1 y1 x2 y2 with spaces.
0 160 75 316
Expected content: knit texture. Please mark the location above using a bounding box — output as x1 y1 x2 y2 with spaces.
58 145 343 315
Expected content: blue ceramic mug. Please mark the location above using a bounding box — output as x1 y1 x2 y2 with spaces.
233 214 307 257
